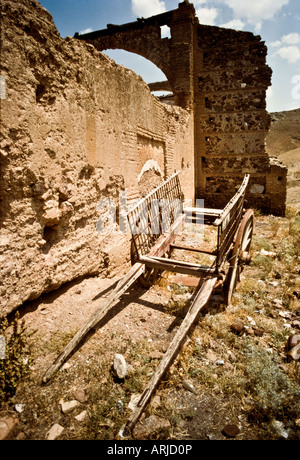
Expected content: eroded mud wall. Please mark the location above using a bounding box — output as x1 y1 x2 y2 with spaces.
0 0 193 316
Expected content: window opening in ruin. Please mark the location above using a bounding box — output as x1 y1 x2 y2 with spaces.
160 25 171 39
151 91 174 105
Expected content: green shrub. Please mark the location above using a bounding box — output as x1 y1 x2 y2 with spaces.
242 342 300 424
0 313 31 403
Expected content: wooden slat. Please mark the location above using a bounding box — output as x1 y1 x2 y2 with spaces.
139 255 216 276
184 207 222 217
170 243 217 256
127 172 183 259
126 275 218 431
127 171 181 216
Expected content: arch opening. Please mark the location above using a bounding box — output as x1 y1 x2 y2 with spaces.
103 49 174 103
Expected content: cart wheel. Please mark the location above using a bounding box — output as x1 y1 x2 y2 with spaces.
223 209 254 306
130 241 160 288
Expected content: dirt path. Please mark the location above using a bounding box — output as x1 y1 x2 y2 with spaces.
1 150 300 440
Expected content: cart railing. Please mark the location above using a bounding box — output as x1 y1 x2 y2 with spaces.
128 172 250 275
214 174 250 269
127 172 183 258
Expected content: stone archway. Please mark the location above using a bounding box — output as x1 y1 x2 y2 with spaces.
75 2 196 110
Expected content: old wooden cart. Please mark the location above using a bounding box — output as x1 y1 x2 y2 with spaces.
42 172 254 432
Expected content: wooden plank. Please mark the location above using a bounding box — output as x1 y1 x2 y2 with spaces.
42 262 146 384
170 242 217 256
139 255 216 276
184 207 222 217
126 275 218 432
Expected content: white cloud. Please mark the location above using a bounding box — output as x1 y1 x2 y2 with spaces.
271 33 300 47
270 40 282 47
270 33 300 63
193 0 210 5
193 0 290 32
275 46 300 63
266 85 274 99
196 7 219 25
281 33 300 45
219 19 245 30
80 27 93 35
222 0 290 29
131 0 166 18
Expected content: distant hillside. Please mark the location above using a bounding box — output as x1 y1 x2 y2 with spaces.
266 108 300 210
266 108 300 156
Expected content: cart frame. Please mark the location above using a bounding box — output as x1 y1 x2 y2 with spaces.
42 172 254 433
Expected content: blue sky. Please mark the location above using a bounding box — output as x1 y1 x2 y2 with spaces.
39 0 300 113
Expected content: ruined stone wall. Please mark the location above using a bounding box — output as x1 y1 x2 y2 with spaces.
0 0 193 317
80 2 287 216
195 25 287 212
78 2 196 110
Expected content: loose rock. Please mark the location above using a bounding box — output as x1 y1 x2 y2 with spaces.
149 351 164 360
46 423 64 440
222 424 240 438
75 410 87 422
73 388 87 403
59 399 79 414
230 322 244 334
0 416 19 441
287 334 300 351
271 420 289 439
183 379 198 394
128 394 142 411
206 350 218 362
253 326 265 337
14 404 25 413
133 415 171 439
113 353 127 379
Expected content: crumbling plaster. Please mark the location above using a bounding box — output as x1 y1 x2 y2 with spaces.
0 0 193 316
